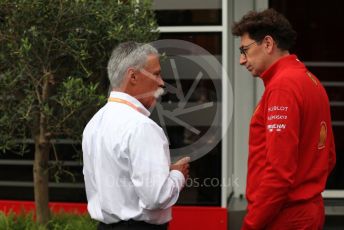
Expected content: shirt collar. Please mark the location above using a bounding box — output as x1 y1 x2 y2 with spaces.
109 91 151 117
260 54 305 87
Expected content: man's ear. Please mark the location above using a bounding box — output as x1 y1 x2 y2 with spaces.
264 35 275 53
119 68 136 91
127 68 138 85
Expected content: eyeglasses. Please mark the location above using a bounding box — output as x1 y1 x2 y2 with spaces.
239 41 257 57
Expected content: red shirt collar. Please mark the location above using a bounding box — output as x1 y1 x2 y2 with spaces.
260 54 305 87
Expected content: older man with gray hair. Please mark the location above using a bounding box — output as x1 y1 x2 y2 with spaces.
82 41 190 230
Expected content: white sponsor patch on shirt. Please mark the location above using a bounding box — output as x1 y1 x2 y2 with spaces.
268 106 288 112
267 123 286 132
267 115 288 121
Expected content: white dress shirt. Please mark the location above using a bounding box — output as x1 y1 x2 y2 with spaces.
82 91 185 225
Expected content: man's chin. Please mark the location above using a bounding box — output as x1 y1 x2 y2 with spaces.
250 71 260 78
154 88 164 99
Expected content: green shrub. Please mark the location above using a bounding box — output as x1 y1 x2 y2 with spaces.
0 211 97 230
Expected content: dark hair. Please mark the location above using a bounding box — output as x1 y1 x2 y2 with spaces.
231 8 297 51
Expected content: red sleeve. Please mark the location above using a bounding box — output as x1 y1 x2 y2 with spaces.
328 127 336 174
242 89 300 230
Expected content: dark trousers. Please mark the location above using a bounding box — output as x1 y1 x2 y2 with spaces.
98 220 169 230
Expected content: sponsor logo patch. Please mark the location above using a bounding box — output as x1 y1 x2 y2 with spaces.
267 115 288 121
267 123 287 132
268 106 288 112
318 121 327 149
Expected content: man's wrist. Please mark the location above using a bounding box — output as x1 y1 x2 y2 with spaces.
170 170 186 189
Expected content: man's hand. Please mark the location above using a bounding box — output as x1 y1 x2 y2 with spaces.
170 157 190 180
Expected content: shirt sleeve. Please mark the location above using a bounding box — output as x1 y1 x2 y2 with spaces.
243 89 300 230
328 126 336 174
128 121 185 210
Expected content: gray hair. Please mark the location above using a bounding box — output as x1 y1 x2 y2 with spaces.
107 41 158 88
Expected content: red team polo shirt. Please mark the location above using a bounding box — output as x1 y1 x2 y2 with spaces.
243 55 336 229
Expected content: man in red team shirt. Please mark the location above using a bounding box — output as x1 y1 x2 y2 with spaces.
232 9 336 230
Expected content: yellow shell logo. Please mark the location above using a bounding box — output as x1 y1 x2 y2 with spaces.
318 121 327 149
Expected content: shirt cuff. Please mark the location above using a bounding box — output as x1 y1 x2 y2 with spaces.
170 170 186 189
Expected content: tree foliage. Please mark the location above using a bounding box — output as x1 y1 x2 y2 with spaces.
0 0 158 223
0 0 158 151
